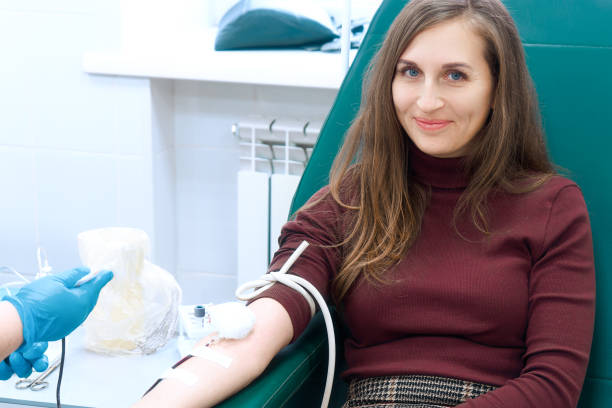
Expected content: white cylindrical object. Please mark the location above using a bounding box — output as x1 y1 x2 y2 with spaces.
237 171 270 287
269 174 301 261
341 0 352 73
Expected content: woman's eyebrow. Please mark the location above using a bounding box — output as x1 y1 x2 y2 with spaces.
441 62 473 70
396 59 473 71
397 59 418 66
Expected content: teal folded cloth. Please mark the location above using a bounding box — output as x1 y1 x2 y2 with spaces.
215 0 338 50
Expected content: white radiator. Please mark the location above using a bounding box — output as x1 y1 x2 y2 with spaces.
236 120 319 287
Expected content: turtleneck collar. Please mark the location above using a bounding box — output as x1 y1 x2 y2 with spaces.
409 143 470 189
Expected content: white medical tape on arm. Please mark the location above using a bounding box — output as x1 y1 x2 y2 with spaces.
160 367 198 386
191 345 233 368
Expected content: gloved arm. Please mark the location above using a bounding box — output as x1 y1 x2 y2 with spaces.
0 267 112 380
0 300 25 364
0 301 49 379
1 267 112 363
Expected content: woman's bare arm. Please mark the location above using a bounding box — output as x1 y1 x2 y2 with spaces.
0 301 24 361
132 297 293 408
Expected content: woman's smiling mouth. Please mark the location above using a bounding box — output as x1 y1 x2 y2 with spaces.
414 117 452 131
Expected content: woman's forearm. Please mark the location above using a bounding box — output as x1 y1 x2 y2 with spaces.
0 301 24 361
132 297 294 408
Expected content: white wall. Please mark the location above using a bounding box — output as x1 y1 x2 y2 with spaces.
173 80 336 303
0 0 340 305
0 0 150 277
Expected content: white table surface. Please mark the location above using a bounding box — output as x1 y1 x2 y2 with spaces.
0 327 181 407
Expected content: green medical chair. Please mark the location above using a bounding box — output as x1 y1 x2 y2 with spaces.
217 0 612 406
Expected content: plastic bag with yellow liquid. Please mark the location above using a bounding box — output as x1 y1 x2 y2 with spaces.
78 228 181 354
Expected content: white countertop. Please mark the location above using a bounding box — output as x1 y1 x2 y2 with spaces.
83 28 356 89
0 328 181 408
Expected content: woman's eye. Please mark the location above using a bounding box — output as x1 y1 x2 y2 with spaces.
447 71 465 81
407 68 419 77
402 67 419 77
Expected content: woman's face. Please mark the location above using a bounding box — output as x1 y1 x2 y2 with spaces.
392 18 495 158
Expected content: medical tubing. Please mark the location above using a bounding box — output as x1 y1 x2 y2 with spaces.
235 241 336 408
56 337 65 408
0 266 31 296
0 266 30 284
1 265 64 407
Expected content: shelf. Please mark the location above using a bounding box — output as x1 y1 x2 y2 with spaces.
83 29 355 90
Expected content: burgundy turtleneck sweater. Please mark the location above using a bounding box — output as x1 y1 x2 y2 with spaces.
256 147 595 408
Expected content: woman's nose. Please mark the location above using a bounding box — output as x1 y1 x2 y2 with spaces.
416 82 444 112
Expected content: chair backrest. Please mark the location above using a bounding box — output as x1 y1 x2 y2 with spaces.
290 1 612 406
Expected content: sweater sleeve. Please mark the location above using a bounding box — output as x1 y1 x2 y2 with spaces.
249 186 344 342
460 185 596 408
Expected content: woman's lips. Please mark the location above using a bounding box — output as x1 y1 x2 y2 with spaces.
414 117 451 131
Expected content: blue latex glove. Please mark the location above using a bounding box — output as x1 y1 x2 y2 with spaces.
2 267 113 345
0 342 48 379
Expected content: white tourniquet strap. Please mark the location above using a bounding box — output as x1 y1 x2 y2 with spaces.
235 240 336 408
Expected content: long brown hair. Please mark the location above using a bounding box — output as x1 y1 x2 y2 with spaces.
319 0 555 301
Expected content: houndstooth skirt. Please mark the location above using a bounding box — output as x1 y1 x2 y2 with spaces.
342 375 497 408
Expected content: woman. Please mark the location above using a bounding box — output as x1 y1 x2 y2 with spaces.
136 0 595 407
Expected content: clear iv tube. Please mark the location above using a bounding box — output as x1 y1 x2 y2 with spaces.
0 266 30 284
36 246 53 279
0 266 31 296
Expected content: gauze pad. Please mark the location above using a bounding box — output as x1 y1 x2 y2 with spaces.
208 302 256 340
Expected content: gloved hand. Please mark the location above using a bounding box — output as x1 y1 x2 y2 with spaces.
2 267 113 345
0 342 49 380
